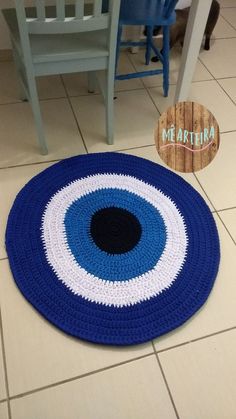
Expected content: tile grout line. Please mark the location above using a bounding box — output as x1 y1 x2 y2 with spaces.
192 173 217 211
155 326 236 355
0 158 61 171
217 205 236 212
0 399 7 404
218 129 236 134
0 309 12 419
151 342 180 419
0 87 147 108
0 37 235 415
215 80 236 106
214 36 236 39
143 85 163 116
0 144 156 171
0 77 223 108
0 95 69 107
192 172 236 247
215 211 236 246
0 125 235 171
9 352 155 402
3 327 236 403
124 51 147 90
198 57 236 107
214 76 236 80
60 75 89 154
220 13 236 32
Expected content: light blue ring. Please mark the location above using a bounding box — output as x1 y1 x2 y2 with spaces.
64 188 167 281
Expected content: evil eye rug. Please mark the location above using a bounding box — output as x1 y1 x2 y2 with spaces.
6 153 220 345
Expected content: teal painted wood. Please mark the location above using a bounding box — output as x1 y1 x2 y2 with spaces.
2 0 120 154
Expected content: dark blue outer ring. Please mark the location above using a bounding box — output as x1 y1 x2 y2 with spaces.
5 153 220 346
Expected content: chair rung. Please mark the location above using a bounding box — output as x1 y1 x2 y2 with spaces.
116 69 164 80
120 41 147 47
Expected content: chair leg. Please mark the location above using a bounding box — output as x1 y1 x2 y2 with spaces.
115 24 123 76
11 44 28 101
27 75 48 155
88 71 96 93
162 26 170 97
145 26 153 66
105 68 115 145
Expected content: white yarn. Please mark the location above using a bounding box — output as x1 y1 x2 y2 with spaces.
41 174 188 307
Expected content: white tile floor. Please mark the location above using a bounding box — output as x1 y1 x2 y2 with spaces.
0 2 236 418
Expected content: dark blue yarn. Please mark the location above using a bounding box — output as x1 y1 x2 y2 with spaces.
65 188 166 281
5 153 220 346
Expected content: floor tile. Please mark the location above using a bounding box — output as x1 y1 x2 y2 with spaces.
10 356 176 419
36 76 66 100
218 208 236 242
0 162 56 260
149 81 236 133
0 403 8 419
0 259 153 396
219 0 236 6
159 330 236 419
213 15 236 38
199 38 236 78
0 99 86 168
71 89 159 153
62 52 143 97
0 61 66 105
196 132 236 211
0 337 6 401
154 215 236 351
218 77 236 104
121 145 214 210
129 47 213 88
221 7 236 29
62 72 93 97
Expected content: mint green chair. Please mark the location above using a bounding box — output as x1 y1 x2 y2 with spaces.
2 0 120 154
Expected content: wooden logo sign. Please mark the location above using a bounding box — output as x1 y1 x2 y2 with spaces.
155 101 220 173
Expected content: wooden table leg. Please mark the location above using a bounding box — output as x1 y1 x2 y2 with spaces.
174 0 212 103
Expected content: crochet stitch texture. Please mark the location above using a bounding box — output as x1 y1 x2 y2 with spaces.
6 152 220 345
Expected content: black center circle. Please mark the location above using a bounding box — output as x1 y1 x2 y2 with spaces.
90 207 142 254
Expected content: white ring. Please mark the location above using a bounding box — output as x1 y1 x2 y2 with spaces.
41 174 188 307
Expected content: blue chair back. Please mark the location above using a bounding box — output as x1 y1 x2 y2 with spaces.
115 0 179 97
119 0 178 25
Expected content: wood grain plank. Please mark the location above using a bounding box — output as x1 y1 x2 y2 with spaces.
155 101 219 173
192 102 203 172
166 104 176 170
175 101 185 172
184 101 193 173
157 109 167 165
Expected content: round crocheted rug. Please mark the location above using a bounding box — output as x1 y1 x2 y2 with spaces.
6 153 220 345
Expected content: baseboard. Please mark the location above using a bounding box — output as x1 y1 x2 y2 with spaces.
0 49 13 61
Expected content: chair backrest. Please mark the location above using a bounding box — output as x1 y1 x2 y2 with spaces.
12 0 120 80
119 0 178 25
163 0 179 18
14 0 115 34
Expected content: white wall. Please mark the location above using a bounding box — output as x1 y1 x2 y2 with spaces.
0 0 193 50
176 0 192 9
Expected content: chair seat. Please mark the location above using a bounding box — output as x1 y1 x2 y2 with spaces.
3 8 109 64
30 31 109 63
119 0 175 26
